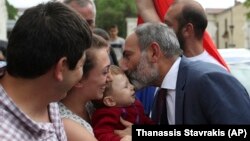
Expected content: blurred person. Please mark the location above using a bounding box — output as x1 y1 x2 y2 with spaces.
135 0 229 70
0 2 92 140
92 65 154 141
108 24 125 61
93 28 110 41
164 0 227 69
119 22 250 126
0 40 7 60
59 34 112 141
93 28 119 66
0 40 7 76
64 0 96 29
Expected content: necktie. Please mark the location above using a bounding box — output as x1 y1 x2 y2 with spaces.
151 88 168 124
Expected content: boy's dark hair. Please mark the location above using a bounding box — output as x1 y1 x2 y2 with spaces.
7 2 92 78
108 24 118 30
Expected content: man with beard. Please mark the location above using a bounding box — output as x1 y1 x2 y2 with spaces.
164 0 227 70
133 0 230 118
117 22 250 130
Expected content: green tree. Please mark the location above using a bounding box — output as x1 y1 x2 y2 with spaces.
5 0 18 19
244 0 250 19
95 0 137 38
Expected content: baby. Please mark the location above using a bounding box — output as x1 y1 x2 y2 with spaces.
92 65 154 141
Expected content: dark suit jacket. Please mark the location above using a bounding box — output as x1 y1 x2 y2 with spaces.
175 58 250 124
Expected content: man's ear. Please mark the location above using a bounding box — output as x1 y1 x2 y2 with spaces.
54 57 67 82
103 96 116 107
183 23 193 37
148 42 161 63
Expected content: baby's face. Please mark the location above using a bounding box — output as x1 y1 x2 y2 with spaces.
110 74 136 107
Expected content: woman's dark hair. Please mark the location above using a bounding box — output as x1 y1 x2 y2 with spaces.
93 28 119 66
83 34 108 77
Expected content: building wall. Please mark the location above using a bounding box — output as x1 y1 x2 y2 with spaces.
207 3 250 49
0 0 7 41
125 3 250 49
126 17 137 37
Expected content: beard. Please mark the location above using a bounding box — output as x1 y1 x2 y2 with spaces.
126 53 159 90
176 29 185 50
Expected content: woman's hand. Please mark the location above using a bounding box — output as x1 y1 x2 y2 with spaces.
114 117 133 138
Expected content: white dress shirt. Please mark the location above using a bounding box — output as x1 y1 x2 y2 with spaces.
161 57 181 125
184 50 227 70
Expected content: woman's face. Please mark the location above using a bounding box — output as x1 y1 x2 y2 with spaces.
81 48 112 100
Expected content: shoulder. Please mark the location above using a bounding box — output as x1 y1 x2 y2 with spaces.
59 102 93 133
118 37 125 42
180 57 228 76
62 118 97 141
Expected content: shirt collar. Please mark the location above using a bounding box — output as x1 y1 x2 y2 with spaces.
161 57 181 90
183 50 207 61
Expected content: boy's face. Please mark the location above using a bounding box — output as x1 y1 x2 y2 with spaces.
109 27 118 38
110 74 136 107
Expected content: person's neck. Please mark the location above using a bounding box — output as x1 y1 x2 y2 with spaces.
110 36 118 41
183 40 204 57
0 73 51 123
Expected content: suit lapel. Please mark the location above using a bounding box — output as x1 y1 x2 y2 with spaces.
175 57 189 124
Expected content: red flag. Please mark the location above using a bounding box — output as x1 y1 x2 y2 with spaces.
137 0 230 71
137 0 173 25
203 32 229 70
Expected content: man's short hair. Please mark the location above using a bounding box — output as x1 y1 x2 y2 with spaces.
7 2 92 78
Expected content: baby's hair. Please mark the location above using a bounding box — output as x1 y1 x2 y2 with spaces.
104 65 124 94
110 65 124 76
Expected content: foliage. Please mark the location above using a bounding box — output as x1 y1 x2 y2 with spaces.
5 0 18 19
95 0 137 38
244 0 250 19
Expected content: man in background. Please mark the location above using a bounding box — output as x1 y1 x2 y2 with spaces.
64 0 96 29
0 40 7 60
108 24 125 61
164 0 227 69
